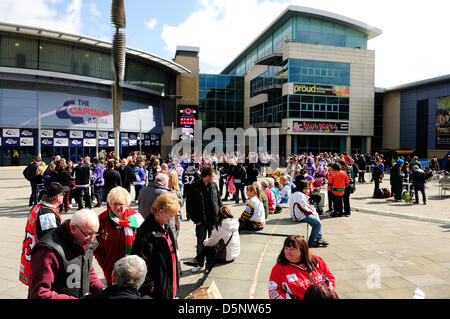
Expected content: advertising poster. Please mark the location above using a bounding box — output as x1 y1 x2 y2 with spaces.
20 129 34 137
83 139 96 147
293 121 349 133
98 131 109 139
20 137 34 146
69 139 82 147
41 138 53 146
41 129 54 138
3 137 19 146
436 95 450 148
3 128 20 137
70 130 83 139
293 83 350 97
98 139 108 147
54 138 69 147
54 130 69 138
108 139 115 147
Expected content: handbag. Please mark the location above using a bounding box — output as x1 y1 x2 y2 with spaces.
215 232 234 261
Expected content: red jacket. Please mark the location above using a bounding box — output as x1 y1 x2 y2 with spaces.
94 208 139 284
328 170 349 196
264 188 276 212
269 255 335 299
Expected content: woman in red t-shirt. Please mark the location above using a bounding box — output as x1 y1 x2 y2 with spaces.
269 235 336 299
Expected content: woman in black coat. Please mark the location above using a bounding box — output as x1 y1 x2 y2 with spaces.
131 193 181 299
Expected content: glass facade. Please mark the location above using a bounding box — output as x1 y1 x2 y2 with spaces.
0 33 171 92
225 14 367 76
198 74 245 133
250 64 287 98
288 59 350 86
250 58 350 125
292 135 344 155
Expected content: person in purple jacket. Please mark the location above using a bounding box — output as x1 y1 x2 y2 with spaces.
91 158 105 208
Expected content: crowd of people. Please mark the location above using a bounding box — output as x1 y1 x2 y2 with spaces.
19 149 450 299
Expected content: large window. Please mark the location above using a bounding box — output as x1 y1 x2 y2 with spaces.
288 59 350 86
0 33 171 91
0 34 38 69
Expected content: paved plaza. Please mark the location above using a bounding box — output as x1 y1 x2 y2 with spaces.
0 166 449 299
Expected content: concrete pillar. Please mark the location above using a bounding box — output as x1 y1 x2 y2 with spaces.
346 136 351 154
286 134 292 155
366 136 372 154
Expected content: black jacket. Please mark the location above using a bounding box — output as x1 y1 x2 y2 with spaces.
54 168 72 187
245 164 259 184
103 169 122 195
74 163 91 186
81 285 152 299
231 165 247 184
117 165 136 188
131 214 181 299
186 179 222 227
411 169 426 185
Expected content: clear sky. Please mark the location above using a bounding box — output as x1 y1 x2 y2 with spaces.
0 0 449 88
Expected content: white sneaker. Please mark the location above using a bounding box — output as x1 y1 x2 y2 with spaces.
191 265 203 273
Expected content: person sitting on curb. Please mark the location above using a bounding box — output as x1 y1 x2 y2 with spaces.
186 206 240 273
289 180 329 248
238 185 265 232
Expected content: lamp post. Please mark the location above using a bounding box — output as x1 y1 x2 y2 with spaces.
111 0 126 158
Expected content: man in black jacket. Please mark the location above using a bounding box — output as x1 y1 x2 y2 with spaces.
117 158 136 193
411 165 427 204
74 157 92 210
24 156 42 206
103 160 122 201
184 167 222 269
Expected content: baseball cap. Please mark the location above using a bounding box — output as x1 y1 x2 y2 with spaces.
44 182 69 197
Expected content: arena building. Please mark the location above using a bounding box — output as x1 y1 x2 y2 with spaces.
0 22 190 165
382 74 450 160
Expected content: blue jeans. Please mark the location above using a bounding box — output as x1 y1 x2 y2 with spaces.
234 183 246 203
302 214 323 246
414 184 426 203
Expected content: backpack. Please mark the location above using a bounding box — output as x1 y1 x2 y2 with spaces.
23 164 36 181
402 191 409 202
382 188 391 198
374 188 383 199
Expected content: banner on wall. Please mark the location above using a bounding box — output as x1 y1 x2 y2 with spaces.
436 95 450 148
293 121 349 133
69 139 82 147
70 130 83 139
3 128 20 137
54 138 69 147
293 83 350 97
20 129 34 137
20 137 34 146
41 130 54 138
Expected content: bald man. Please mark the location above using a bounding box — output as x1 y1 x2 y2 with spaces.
28 209 105 299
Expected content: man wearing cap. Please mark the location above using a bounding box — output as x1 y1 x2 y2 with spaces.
19 182 68 286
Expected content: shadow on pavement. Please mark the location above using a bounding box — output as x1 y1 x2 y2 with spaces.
178 274 208 299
